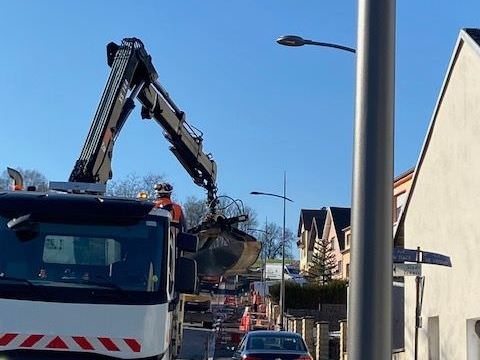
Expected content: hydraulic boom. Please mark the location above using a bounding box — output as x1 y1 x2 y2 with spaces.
69 38 217 205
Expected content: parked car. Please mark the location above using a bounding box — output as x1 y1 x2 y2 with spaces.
265 264 307 285
232 330 312 360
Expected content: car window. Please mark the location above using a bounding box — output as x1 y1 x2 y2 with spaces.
247 334 306 351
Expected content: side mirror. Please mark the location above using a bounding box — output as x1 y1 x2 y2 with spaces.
175 257 198 294
177 232 199 253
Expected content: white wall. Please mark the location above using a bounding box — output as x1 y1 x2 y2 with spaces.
403 36 480 359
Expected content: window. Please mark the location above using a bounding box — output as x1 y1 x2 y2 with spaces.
0 215 167 304
346 233 352 247
247 334 307 351
346 263 350 279
394 191 407 222
338 260 343 275
43 236 122 266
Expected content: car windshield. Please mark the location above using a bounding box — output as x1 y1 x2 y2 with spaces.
0 215 165 293
287 267 300 275
247 334 306 351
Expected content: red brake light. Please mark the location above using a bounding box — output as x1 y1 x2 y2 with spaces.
242 356 261 360
295 356 313 360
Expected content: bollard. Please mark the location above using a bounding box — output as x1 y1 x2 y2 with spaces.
316 321 329 360
302 317 315 356
273 305 280 326
285 315 291 331
339 320 347 360
294 317 303 335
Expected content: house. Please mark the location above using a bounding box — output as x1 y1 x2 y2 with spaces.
395 29 480 359
311 207 351 278
341 168 413 281
297 208 327 274
297 207 351 277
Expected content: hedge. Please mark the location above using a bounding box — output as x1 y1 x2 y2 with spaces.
269 280 347 309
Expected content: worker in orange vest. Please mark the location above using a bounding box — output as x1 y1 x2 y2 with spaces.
153 183 185 227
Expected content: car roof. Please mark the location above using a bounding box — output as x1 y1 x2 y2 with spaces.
248 331 302 337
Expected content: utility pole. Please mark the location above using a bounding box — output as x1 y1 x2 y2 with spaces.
348 0 395 359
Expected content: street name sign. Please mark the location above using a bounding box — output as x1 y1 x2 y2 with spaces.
393 248 418 263
393 263 422 277
393 247 452 267
421 251 452 267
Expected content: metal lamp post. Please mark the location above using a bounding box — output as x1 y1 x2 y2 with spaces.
276 3 395 355
251 172 293 330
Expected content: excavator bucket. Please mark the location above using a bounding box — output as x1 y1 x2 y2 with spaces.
188 218 261 277
7 167 23 191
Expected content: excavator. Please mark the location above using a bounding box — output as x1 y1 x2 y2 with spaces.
68 37 260 278
0 38 259 360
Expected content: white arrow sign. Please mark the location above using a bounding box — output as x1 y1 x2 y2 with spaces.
393 263 422 277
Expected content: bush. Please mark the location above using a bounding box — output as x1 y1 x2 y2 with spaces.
269 280 347 309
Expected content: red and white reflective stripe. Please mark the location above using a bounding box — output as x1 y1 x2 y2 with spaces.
0 333 141 353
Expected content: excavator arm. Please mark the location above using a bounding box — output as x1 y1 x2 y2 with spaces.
69 38 217 204
69 38 260 276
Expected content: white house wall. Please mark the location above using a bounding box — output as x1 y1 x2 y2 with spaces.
403 35 480 359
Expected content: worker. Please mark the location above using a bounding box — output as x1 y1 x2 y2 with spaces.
153 182 185 226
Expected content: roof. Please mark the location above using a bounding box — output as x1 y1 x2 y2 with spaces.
0 190 155 224
394 167 414 183
330 207 351 249
247 330 303 337
394 28 480 245
308 211 327 250
297 208 326 237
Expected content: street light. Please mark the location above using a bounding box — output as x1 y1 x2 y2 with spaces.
276 6 395 357
276 35 356 53
250 172 293 330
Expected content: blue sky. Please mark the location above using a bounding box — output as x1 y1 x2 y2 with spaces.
1 1 479 247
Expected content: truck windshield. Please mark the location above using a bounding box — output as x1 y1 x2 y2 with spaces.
0 215 166 301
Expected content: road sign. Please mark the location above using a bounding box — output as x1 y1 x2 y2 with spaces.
393 248 418 263
393 263 422 277
393 247 452 267
421 251 452 267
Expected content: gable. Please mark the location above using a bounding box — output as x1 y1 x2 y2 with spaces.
394 29 480 245
330 207 351 250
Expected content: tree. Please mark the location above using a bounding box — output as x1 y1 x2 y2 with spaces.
307 238 338 285
107 173 166 199
0 168 48 191
183 196 209 229
255 222 295 260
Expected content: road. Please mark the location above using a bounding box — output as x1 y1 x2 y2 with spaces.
178 326 214 360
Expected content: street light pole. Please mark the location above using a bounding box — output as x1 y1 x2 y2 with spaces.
276 15 394 354
280 171 286 330
264 217 268 296
251 176 293 331
348 0 395 359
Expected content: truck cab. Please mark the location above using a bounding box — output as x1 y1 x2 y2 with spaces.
0 190 196 359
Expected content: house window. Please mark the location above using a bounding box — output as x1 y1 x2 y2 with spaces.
337 260 342 275
346 263 350 278
394 191 407 222
346 233 352 247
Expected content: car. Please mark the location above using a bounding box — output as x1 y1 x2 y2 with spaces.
232 330 312 360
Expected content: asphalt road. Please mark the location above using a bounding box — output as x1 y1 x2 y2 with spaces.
178 326 214 360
